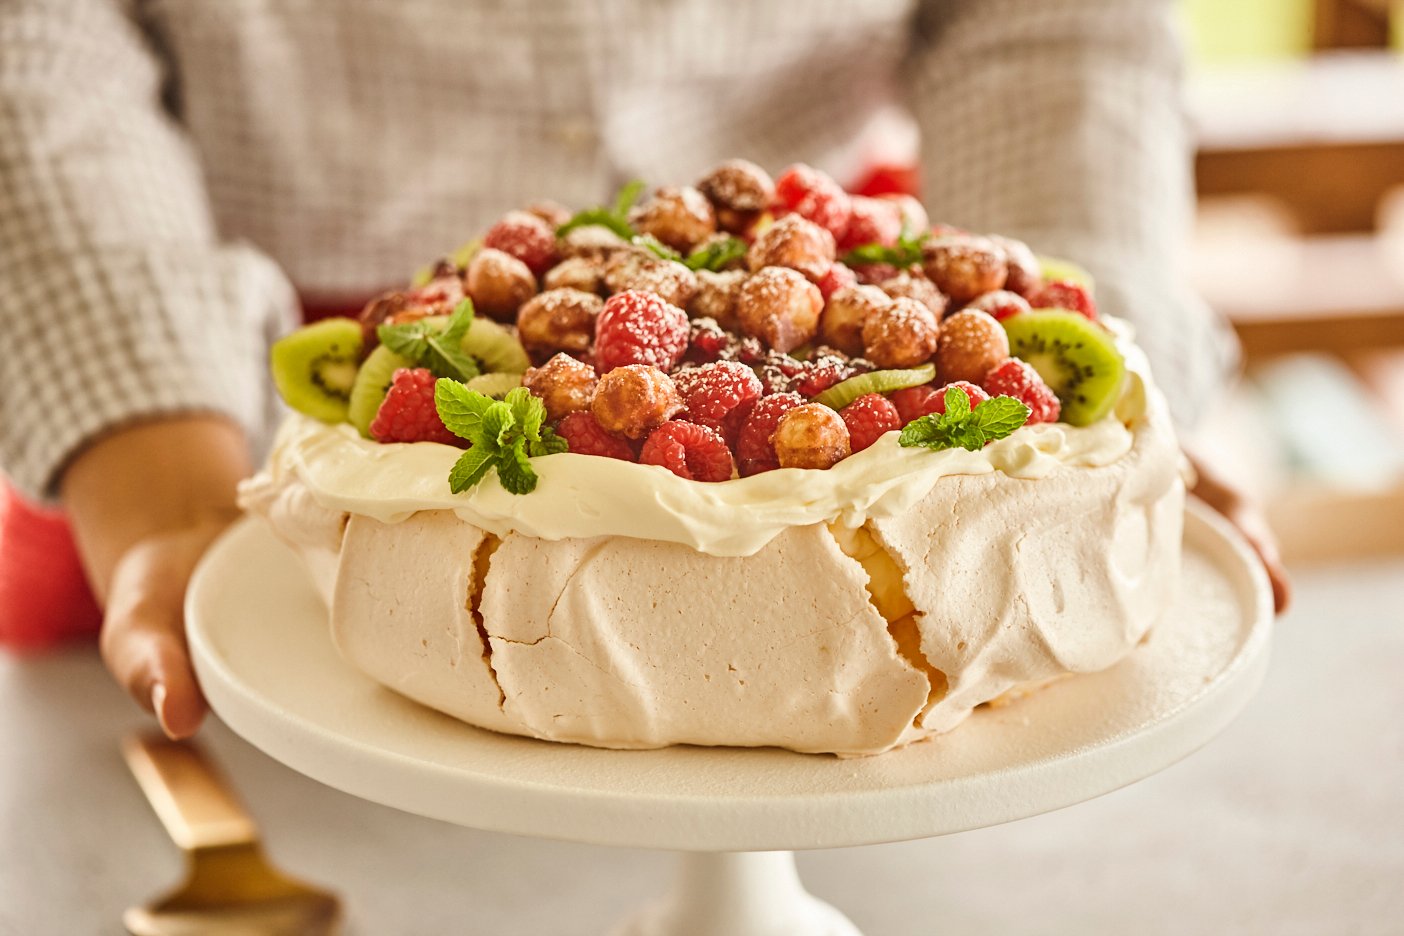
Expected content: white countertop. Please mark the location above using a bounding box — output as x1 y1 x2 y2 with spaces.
2 558 1401 935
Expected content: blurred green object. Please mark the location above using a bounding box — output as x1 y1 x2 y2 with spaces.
1179 0 1315 63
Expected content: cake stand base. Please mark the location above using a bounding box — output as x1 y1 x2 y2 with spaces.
612 851 859 936
186 500 1272 935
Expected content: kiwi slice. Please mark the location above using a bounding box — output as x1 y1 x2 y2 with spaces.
270 318 364 423
1001 310 1125 426
462 318 530 374
814 363 936 411
463 372 523 398
1036 256 1094 291
347 345 413 437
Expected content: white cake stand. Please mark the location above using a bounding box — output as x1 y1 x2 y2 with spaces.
186 500 1272 936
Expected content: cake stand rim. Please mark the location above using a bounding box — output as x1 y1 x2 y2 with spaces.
187 498 1272 851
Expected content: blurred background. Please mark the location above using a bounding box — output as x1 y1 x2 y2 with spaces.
1182 0 1404 564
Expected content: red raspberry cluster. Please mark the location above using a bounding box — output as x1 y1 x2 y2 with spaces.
365 158 1097 475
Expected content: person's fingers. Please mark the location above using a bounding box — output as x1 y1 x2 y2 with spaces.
1223 501 1292 615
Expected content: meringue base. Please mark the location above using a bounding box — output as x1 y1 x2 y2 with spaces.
243 399 1182 757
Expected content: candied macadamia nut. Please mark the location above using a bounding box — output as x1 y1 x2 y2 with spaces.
736 267 823 354
921 235 1008 303
862 296 940 368
879 270 948 319
466 247 537 320
522 353 599 421
936 309 1010 385
772 403 851 470
688 269 749 331
696 159 775 234
747 214 836 282
560 224 629 261
591 364 683 439
990 235 1041 298
544 255 606 294
821 284 891 357
517 288 603 356
631 186 717 253
603 250 698 308
527 200 572 229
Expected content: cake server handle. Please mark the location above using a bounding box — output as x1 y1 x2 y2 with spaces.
123 734 260 852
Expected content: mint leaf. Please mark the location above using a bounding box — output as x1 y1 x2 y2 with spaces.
504 387 546 441
558 179 647 240
481 401 515 448
898 393 1031 453
380 303 480 380
423 334 480 381
496 437 537 494
447 445 495 494
435 379 494 436
943 385 972 420
441 298 476 346
633 233 682 263
377 321 429 360
684 236 748 272
537 428 569 456
840 228 928 268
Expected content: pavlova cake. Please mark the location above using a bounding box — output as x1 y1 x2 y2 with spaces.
240 160 1183 757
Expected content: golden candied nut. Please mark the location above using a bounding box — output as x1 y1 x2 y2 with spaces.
821 284 891 357
878 270 948 319
746 214 835 282
689 269 749 331
697 159 775 234
591 364 683 439
921 235 1008 303
523 353 599 422
517 288 603 356
862 297 940 369
936 309 1010 385
631 186 717 253
603 250 698 308
560 224 630 261
466 247 537 321
527 200 572 229
736 266 823 354
989 234 1040 298
543 256 606 295
772 403 851 470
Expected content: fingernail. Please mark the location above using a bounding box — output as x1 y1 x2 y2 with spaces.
151 683 175 739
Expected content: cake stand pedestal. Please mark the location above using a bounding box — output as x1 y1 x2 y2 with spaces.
186 500 1272 936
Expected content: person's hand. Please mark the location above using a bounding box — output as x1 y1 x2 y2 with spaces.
61 417 251 738
1186 449 1291 614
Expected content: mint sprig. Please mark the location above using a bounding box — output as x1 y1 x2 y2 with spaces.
378 298 481 381
684 235 748 272
435 383 567 495
557 179 646 240
841 227 928 269
632 233 682 263
898 386 1030 452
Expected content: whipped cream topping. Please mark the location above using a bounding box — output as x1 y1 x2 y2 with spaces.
247 320 1154 557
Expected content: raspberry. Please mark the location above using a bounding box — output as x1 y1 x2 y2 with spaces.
982 359 1061 424
837 196 902 251
966 289 1031 322
685 317 733 364
593 290 690 373
774 163 852 239
851 262 900 286
483 210 558 277
674 360 763 426
879 194 929 235
640 420 734 482
736 392 805 476
889 385 939 424
369 369 460 446
816 262 858 302
555 411 635 461
928 381 991 415
1029 279 1097 320
773 403 851 470
790 354 856 398
840 393 902 452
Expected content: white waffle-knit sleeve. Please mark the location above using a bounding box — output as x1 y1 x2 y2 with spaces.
0 0 297 501
906 0 1237 428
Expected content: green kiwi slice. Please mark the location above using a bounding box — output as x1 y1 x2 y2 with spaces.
1036 256 1095 291
347 345 413 437
1001 310 1124 426
814 363 936 411
270 318 364 423
463 372 523 398
462 318 530 374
